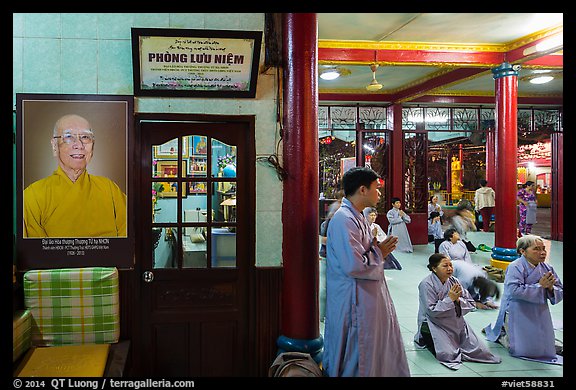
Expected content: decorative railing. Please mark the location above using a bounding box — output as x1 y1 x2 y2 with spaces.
429 190 475 206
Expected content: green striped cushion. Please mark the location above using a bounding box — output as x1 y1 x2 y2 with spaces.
13 309 32 362
23 267 120 346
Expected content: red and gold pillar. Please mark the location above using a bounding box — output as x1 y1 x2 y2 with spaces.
278 13 323 360
491 62 521 269
551 131 563 241
458 143 464 184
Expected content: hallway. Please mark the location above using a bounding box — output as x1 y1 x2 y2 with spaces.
530 207 552 239
320 230 563 377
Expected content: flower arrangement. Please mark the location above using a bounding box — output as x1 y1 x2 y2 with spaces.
217 154 235 169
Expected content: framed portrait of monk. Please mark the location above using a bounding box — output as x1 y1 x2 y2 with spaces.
15 94 134 269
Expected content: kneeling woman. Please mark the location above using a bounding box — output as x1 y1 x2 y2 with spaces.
414 253 501 370
484 235 563 365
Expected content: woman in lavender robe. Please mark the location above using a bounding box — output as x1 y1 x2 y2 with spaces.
428 211 444 253
428 194 444 219
386 197 413 253
438 228 472 263
428 211 443 241
414 253 501 370
323 167 410 377
484 235 563 365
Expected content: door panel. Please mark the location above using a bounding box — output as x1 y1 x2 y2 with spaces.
139 120 250 376
154 323 189 376
201 321 238 376
151 279 237 309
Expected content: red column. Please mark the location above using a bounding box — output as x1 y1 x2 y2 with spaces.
485 128 496 193
280 13 320 345
446 148 452 197
551 132 563 241
458 143 464 184
492 62 519 263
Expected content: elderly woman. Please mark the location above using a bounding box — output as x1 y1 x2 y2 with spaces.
414 253 501 370
484 235 563 365
438 228 472 263
363 207 386 243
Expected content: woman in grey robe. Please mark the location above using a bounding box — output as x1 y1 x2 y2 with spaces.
484 235 563 365
438 228 472 263
386 197 413 253
363 207 402 270
414 253 501 370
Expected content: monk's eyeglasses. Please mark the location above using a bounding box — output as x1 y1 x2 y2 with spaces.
53 130 95 145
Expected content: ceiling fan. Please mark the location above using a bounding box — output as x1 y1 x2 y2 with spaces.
366 63 383 92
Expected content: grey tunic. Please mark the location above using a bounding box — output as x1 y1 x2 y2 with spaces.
484 256 563 365
322 198 410 377
438 240 472 263
414 273 501 370
386 208 413 253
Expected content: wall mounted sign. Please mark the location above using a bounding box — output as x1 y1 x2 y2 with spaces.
132 28 262 98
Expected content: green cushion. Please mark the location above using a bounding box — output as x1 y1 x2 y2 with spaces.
13 309 32 362
23 267 120 346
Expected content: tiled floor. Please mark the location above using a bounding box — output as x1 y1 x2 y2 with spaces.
320 229 563 378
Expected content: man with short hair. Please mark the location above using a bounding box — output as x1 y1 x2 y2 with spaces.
322 166 410 377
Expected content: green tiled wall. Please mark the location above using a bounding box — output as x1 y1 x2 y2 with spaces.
13 13 282 266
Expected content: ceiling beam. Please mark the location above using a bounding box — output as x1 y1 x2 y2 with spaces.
522 55 563 68
411 95 563 106
390 68 489 103
318 93 563 106
505 30 563 65
317 28 562 106
319 47 505 67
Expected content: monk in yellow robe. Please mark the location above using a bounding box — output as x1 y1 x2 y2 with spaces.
23 114 127 238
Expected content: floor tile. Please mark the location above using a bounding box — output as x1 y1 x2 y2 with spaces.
319 228 564 378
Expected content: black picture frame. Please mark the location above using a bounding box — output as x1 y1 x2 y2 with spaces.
131 28 262 98
16 93 135 270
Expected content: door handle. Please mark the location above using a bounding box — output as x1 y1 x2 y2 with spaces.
142 271 154 283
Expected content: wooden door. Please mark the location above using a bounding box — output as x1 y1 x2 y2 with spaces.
138 118 252 376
